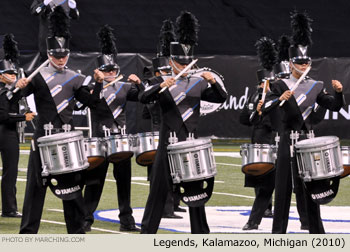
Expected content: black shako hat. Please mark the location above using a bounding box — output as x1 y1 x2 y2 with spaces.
255 37 277 84
289 10 313 64
152 19 176 73
0 33 19 75
46 6 71 58
274 35 291 79
170 11 199 65
97 24 119 72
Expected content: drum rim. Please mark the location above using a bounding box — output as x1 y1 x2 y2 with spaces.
241 143 277 149
295 136 339 148
84 137 105 142
167 139 212 149
38 131 83 142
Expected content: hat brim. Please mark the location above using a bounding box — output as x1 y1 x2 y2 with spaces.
99 64 119 72
172 57 192 65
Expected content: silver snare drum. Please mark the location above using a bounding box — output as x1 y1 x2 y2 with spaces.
240 144 277 176
340 146 350 178
105 134 134 163
132 131 159 166
84 137 106 170
38 131 89 176
167 138 216 184
295 136 344 182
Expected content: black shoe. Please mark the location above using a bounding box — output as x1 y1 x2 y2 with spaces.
83 221 92 232
174 206 186 213
242 222 258 230
120 224 141 232
300 224 309 230
1 211 22 218
263 209 273 218
162 213 183 219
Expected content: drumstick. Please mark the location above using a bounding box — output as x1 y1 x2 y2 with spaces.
261 79 269 103
280 66 311 107
13 59 50 93
103 74 124 89
159 59 198 94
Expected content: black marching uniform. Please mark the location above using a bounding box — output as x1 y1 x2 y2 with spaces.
0 83 24 216
83 79 140 229
239 87 275 228
139 74 227 233
19 64 101 233
263 75 344 233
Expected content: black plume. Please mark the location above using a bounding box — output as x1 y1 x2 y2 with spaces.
175 11 199 45
290 10 312 46
97 24 117 55
3 33 19 64
277 35 291 62
255 37 277 71
48 6 71 38
159 19 176 56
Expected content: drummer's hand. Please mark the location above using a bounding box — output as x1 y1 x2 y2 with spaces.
127 74 141 85
279 90 294 101
16 78 29 89
25 112 36 121
332 80 343 93
94 69 104 83
201 72 216 84
256 100 263 115
160 77 175 89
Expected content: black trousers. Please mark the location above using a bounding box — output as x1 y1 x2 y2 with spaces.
247 186 274 225
83 158 135 226
141 126 209 234
19 141 85 234
272 132 324 234
0 130 19 214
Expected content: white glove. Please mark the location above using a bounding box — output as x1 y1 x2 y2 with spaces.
68 0 77 9
43 0 52 5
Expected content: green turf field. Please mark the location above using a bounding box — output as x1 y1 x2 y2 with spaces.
0 144 349 234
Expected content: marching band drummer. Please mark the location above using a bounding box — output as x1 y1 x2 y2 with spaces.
0 34 35 218
82 24 141 232
17 7 102 234
239 37 277 231
261 10 345 234
139 11 227 234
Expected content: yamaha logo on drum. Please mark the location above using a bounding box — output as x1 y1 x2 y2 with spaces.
324 150 332 173
61 146 70 168
193 153 201 174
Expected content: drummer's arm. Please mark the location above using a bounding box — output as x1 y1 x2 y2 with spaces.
201 81 227 103
75 81 102 108
138 83 161 104
317 87 345 112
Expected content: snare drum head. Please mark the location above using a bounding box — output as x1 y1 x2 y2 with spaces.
47 170 86 200
167 138 211 150
295 136 339 149
38 131 83 143
303 177 340 205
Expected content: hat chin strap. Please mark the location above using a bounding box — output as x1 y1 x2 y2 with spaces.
170 58 187 76
290 61 312 75
48 53 70 70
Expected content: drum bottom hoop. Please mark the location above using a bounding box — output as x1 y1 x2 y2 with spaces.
136 150 157 166
179 174 216 183
341 165 350 178
48 165 89 175
108 152 134 163
87 156 105 170
242 163 274 176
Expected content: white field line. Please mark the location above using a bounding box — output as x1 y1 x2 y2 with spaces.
216 162 241 167
46 209 126 234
